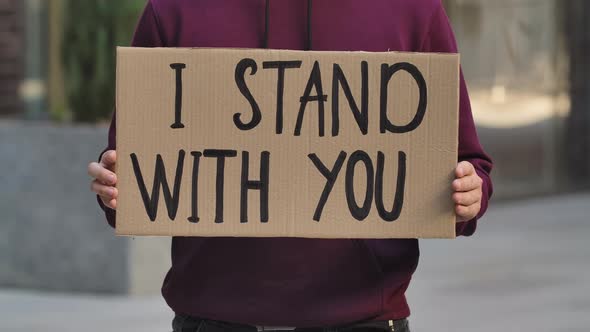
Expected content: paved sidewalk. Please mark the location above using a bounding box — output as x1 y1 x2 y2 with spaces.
0 290 171 331
1 193 589 332
408 192 590 332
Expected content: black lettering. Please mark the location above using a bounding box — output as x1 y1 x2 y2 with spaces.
240 151 270 223
234 58 262 130
380 62 428 133
263 61 303 134
170 63 187 129
345 150 374 221
332 62 369 136
308 151 347 221
130 150 186 221
187 151 202 223
375 151 406 222
295 61 328 137
204 149 238 223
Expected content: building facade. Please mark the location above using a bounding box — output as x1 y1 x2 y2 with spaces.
0 0 24 115
445 0 590 196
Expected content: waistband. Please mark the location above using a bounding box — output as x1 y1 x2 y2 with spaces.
257 318 408 331
174 313 408 332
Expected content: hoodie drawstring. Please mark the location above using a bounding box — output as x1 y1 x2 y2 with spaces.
264 0 270 48
263 0 313 51
306 0 313 51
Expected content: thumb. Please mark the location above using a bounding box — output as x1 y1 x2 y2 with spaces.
101 150 117 169
455 161 474 178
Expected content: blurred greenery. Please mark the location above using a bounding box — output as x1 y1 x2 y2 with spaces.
62 0 145 122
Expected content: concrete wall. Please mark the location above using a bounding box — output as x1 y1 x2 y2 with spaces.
0 120 170 295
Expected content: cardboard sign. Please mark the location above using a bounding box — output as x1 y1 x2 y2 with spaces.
115 47 459 239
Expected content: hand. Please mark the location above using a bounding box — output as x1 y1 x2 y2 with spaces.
452 161 483 222
88 150 118 210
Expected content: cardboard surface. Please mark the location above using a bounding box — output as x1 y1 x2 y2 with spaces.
116 47 459 239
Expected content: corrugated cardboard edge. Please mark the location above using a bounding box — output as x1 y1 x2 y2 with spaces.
453 53 461 239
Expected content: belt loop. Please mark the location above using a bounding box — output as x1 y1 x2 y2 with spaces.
388 320 395 332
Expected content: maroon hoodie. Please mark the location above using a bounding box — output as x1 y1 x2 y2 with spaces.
98 0 493 327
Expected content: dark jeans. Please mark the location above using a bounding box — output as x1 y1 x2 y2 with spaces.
172 314 410 332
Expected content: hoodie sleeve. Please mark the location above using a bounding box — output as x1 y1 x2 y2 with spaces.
97 0 164 228
419 3 494 237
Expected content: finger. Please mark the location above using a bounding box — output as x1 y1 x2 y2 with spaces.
91 180 118 200
452 174 482 192
100 150 117 170
88 162 117 185
452 189 481 206
102 198 117 210
455 161 475 178
455 203 479 220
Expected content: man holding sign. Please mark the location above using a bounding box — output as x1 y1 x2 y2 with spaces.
88 0 492 331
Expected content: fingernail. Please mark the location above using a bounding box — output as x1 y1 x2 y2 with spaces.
108 175 116 184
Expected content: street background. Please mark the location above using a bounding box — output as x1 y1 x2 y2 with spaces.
1 0 589 331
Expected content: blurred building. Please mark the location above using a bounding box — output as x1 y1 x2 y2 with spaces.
445 0 570 197
0 0 588 296
443 0 590 196
0 0 24 116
